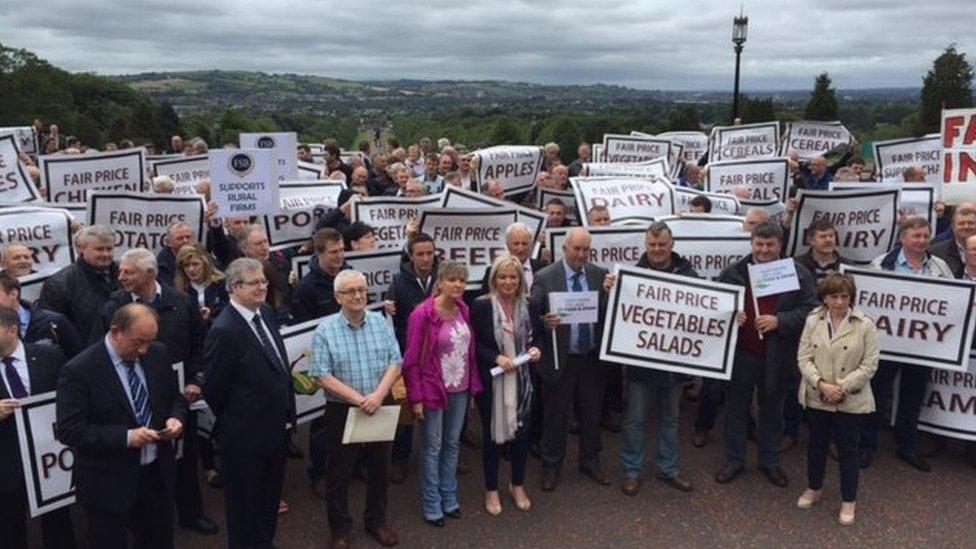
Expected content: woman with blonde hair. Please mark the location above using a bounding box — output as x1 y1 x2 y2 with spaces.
174 243 228 324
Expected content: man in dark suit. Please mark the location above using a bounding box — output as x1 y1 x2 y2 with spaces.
204 257 294 548
0 273 84 358
56 303 188 548
0 307 77 549
930 203 976 279
529 227 609 491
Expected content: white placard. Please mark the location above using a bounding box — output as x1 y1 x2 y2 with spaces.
0 126 38 155
547 225 646 271
659 215 751 280
571 176 674 226
440 185 545 244
831 182 937 234
671 186 740 216
787 188 900 264
240 132 298 182
0 134 41 201
782 120 852 160
748 258 800 298
705 157 791 203
297 161 326 180
151 154 209 195
344 249 403 303
418 209 516 289
352 195 442 249
209 149 277 217
657 131 708 164
87 192 206 257
0 206 76 276
473 145 544 196
14 391 76 517
708 122 781 162
281 318 329 425
940 108 976 184
917 359 976 441
602 134 671 163
537 188 580 224
264 180 346 250
872 135 941 183
40 147 148 203
582 158 669 178
548 291 599 324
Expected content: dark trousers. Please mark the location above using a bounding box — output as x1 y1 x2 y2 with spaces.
723 352 786 469
391 424 413 465
783 378 805 438
220 437 286 548
694 378 725 433
602 362 624 417
861 360 929 454
308 415 329 479
529 368 545 446
85 462 174 549
176 411 205 523
0 488 76 549
540 353 606 472
198 434 217 471
475 386 529 491
324 401 390 537
807 409 862 502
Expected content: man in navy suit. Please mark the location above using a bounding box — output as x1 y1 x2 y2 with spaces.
57 303 187 549
204 257 294 548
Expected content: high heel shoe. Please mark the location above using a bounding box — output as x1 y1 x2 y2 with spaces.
839 502 856 526
796 489 823 509
508 483 531 511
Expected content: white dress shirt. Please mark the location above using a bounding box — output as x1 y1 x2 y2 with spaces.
105 335 157 465
1 342 30 396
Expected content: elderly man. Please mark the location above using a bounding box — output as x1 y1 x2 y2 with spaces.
241 224 292 316
205 258 294 548
567 143 592 176
37 225 120 344
58 304 187 548
902 166 926 183
551 165 570 190
800 146 854 191
206 210 251 269
481 222 545 293
351 165 370 191
861 217 953 472
741 208 771 233
484 179 505 200
931 203 976 278
157 221 197 285
0 244 35 277
715 221 819 487
310 270 402 548
404 179 426 198
543 142 562 170
531 227 610 490
586 205 612 227
678 164 704 189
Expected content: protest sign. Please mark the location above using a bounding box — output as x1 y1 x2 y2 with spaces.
872 135 941 183
548 226 647 271
602 134 671 164
659 215 752 279
629 131 684 178
591 144 604 162
941 108 976 184
418 209 517 289
473 145 544 196
210 149 277 216
264 180 345 250
708 122 781 162
14 391 76 517
537 188 580 223
240 132 298 182
748 258 800 297
281 318 328 425
705 157 790 203
352 195 441 249
0 126 38 155
581 158 669 178
549 291 599 324
782 120 852 160
832 182 937 233
740 198 789 226
841 266 976 371
344 249 402 303
151 154 209 195
40 147 147 203
440 185 545 243
571 176 674 226
916 359 976 441
0 134 40 201
87 192 206 257
658 131 709 164
600 265 743 380
0 206 75 276
787 188 900 264
297 161 326 180
671 186 740 216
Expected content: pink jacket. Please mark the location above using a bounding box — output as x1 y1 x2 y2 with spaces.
401 296 482 410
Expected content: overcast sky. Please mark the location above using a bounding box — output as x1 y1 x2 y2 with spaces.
1 0 972 91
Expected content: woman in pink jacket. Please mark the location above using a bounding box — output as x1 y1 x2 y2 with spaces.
402 260 483 526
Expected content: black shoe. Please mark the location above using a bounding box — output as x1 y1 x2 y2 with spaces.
858 450 872 469
180 516 219 536
425 517 445 527
897 450 932 472
759 465 788 487
715 463 743 484
444 508 461 519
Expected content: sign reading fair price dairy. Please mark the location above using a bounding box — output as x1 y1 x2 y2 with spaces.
210 149 276 216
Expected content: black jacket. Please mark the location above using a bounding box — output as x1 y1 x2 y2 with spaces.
0 343 65 491
56 340 187 513
184 282 230 326
291 259 350 323
21 300 84 358
793 248 853 282
388 261 437 349
156 246 177 285
470 296 544 390
98 284 206 384
930 238 965 279
203 303 294 456
206 225 242 269
37 259 120 344
718 255 819 394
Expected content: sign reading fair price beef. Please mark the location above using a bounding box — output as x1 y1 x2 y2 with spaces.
210 149 276 216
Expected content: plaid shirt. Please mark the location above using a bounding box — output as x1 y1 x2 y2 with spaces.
308 310 402 402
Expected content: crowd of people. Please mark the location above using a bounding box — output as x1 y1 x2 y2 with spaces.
2 123 974 549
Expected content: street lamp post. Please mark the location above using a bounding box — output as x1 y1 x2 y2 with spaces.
731 12 749 123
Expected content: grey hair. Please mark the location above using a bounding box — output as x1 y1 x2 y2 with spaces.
167 220 191 235
237 224 266 252
744 207 771 220
225 257 264 290
334 269 366 294
120 248 157 273
505 222 532 241
76 224 115 246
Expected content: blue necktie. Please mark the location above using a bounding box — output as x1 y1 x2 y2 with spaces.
572 271 592 353
124 361 153 428
3 357 28 399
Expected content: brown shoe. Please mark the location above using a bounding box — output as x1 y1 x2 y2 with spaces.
390 463 407 484
621 477 640 496
657 474 693 492
692 431 708 448
330 535 349 549
540 468 558 492
779 435 797 453
366 524 399 547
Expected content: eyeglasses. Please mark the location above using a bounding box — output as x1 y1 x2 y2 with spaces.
239 278 269 287
338 288 368 296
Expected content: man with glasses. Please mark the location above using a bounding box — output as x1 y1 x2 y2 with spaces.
204 258 294 548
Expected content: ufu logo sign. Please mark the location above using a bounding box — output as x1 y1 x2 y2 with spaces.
257 136 276 149
228 153 254 177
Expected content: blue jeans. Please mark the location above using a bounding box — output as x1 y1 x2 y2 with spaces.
419 391 467 520
620 380 682 480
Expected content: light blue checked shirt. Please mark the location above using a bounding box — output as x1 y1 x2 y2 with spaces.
309 310 402 402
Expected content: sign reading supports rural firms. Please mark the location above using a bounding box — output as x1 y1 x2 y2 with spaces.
210 149 277 217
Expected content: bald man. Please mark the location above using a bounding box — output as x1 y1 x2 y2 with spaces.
0 245 35 277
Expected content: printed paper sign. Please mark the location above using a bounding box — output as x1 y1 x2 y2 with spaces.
40 147 148 203
571 176 674 226
582 158 669 178
0 134 41 201
748 258 800 297
418 209 517 289
549 291 599 324
782 120 852 160
440 185 545 243
209 149 277 216
281 319 328 424
705 158 790 203
473 145 544 196
917 359 976 441
264 180 346 250
940 108 976 184
0 206 76 276
872 135 941 183
708 122 780 162
352 195 442 249
601 134 671 164
87 192 206 257
787 188 900 264
548 226 646 271
657 131 708 164
240 132 298 182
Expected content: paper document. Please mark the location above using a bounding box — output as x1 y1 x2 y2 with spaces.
342 405 400 444
490 352 532 377
549 291 599 324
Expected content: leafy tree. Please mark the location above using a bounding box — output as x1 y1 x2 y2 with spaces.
804 72 838 120
919 45 974 134
739 96 776 123
665 106 701 132
538 117 580 162
489 116 519 145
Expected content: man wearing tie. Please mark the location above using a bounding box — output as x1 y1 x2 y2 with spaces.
204 257 294 548
529 227 609 491
0 307 76 549
56 303 187 549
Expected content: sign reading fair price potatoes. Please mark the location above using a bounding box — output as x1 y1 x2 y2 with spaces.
210 149 276 216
